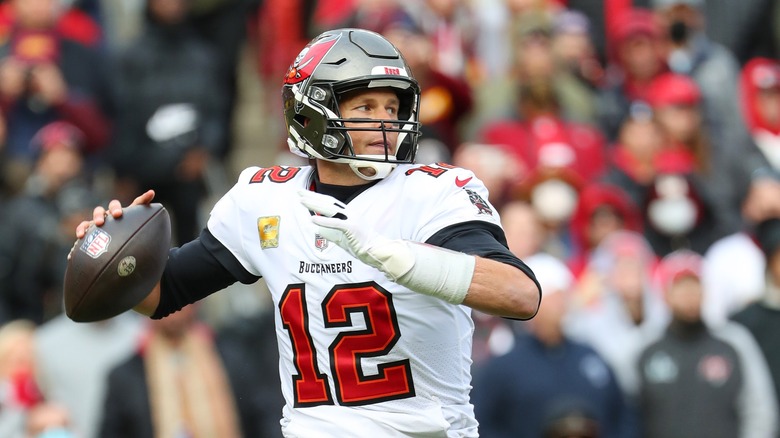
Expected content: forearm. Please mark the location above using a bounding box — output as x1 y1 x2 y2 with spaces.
462 257 540 319
382 240 540 319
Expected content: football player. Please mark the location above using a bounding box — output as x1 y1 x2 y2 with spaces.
76 28 541 437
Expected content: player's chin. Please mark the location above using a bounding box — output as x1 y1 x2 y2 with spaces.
361 144 395 157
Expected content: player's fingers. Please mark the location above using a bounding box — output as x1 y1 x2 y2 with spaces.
107 199 124 218
311 214 346 231
132 189 155 206
92 206 108 225
299 190 347 218
75 220 93 239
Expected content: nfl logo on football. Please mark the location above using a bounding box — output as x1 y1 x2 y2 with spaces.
80 228 111 259
314 234 328 251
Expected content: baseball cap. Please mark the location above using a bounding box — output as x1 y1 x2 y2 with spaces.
647 72 701 108
655 249 703 291
612 8 660 43
755 218 780 260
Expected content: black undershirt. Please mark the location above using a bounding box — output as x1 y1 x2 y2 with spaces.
153 178 540 319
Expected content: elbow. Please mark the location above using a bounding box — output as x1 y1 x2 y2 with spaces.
508 275 541 320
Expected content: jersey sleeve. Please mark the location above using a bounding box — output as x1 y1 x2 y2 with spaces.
410 166 503 243
206 166 264 277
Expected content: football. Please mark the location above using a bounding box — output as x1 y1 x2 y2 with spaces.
64 203 171 322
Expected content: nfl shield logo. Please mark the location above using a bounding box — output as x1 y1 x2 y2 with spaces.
314 234 328 251
80 228 111 259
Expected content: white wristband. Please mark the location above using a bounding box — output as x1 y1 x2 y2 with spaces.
367 239 475 304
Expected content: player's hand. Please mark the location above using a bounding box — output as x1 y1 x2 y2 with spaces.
298 190 414 280
298 189 368 255
74 190 156 239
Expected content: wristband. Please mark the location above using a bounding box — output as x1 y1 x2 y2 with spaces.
367 240 475 304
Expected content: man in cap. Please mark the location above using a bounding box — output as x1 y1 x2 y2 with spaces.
637 249 778 437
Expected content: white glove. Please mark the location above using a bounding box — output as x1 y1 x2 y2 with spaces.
299 190 475 305
298 190 415 280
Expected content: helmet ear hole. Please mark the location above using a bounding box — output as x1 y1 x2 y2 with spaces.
294 114 309 127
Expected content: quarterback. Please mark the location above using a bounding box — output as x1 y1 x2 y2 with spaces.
77 28 541 437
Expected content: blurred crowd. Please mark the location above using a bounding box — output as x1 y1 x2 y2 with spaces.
0 0 780 437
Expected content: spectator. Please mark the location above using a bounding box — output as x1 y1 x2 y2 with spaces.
652 0 751 165
471 0 562 84
398 0 479 81
596 8 665 142
732 217 780 408
0 320 43 437
601 108 664 211
637 249 778 438
567 182 642 277
34 313 144 438
108 0 231 245
472 253 639 438
566 230 666 395
739 57 780 172
647 72 761 246
383 19 474 156
99 304 272 438
0 0 111 188
641 150 721 257
0 121 95 325
548 9 604 125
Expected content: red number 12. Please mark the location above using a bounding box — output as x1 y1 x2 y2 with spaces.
279 282 415 407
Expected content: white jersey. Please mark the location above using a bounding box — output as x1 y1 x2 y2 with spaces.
208 163 503 437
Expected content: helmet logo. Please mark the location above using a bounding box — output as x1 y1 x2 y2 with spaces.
284 34 340 85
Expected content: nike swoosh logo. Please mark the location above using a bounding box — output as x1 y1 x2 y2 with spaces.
455 176 472 188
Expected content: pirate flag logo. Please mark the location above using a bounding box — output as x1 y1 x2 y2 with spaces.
284 34 340 85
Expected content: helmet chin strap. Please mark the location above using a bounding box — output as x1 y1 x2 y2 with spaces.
347 155 398 180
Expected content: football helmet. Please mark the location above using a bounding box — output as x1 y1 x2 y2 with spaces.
282 28 421 180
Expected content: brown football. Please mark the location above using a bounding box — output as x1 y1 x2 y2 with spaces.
64 203 171 322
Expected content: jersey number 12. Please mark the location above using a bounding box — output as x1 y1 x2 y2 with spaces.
280 282 416 407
